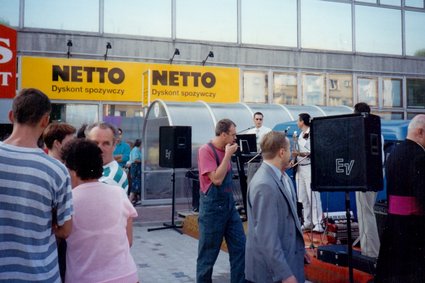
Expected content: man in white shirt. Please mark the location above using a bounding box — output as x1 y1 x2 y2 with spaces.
246 112 272 184
354 102 381 258
246 112 272 150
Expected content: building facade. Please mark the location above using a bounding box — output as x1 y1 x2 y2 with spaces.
1 0 425 124
2 0 425 203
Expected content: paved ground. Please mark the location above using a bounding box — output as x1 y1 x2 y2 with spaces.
131 204 231 282
131 203 313 283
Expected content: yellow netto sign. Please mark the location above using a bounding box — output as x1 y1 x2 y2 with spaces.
143 64 239 106
21 57 142 102
21 56 240 103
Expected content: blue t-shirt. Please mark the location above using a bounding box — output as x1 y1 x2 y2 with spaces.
113 141 131 167
0 142 73 283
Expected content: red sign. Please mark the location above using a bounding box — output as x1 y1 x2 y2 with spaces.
0 25 17 98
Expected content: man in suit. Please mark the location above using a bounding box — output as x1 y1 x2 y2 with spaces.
245 131 310 283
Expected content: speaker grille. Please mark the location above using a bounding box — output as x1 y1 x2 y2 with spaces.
311 114 383 192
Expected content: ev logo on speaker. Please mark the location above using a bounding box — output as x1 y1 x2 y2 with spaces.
335 158 355 176
165 149 172 160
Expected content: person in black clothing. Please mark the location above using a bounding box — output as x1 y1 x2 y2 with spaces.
375 114 425 283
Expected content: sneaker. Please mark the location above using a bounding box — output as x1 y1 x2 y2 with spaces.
302 224 313 231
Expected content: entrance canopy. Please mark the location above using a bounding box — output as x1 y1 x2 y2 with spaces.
141 100 352 204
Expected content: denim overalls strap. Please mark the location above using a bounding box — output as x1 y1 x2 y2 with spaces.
207 142 220 167
206 143 233 194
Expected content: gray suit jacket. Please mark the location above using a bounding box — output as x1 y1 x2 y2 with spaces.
245 162 306 283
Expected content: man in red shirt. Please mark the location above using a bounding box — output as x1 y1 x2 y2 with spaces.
197 118 246 283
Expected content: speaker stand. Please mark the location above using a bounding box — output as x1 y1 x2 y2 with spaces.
345 191 354 283
148 169 183 234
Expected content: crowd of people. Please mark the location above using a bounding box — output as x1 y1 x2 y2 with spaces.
0 88 142 282
1 88 424 283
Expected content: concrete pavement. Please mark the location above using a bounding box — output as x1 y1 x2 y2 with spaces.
131 204 231 282
131 204 312 283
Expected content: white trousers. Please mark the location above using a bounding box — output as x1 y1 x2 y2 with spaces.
355 191 380 257
296 165 323 228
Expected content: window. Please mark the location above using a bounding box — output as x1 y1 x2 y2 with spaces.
355 6 401 55
328 74 353 106
302 74 325 105
104 0 171 38
51 104 98 128
357 77 378 106
241 0 297 47
405 0 424 8
24 0 99 32
382 78 402 107
273 73 297 104
103 104 144 141
407 79 425 108
176 0 237 42
376 112 404 120
407 112 425 119
380 0 401 6
405 11 425 57
0 0 19 27
301 0 352 52
243 71 268 103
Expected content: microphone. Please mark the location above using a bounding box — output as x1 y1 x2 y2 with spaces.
237 126 255 134
284 126 290 134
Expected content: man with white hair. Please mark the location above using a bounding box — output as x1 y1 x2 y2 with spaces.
86 122 129 193
375 114 425 283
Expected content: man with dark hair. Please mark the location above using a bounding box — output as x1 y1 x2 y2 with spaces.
114 127 131 168
353 102 381 258
246 112 272 185
43 122 76 162
246 131 309 283
86 122 129 192
293 112 323 232
197 118 246 283
354 102 371 114
246 111 272 149
0 88 73 282
375 114 425 282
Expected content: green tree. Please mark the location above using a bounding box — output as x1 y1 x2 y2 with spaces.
414 48 425 57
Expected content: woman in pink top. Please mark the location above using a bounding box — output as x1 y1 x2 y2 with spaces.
61 139 139 283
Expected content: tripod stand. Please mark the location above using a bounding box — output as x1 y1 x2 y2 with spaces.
148 169 183 234
345 191 354 283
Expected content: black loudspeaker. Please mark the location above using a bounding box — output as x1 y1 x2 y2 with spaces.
310 114 383 192
159 126 192 168
317 245 377 275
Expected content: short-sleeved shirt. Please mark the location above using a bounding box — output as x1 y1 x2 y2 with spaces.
246 126 272 150
113 141 131 167
197 142 231 193
100 160 129 193
65 182 138 283
0 142 73 283
129 146 141 164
